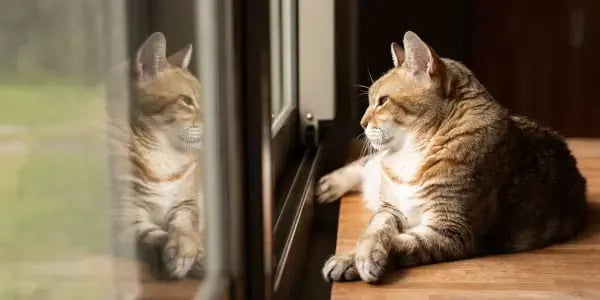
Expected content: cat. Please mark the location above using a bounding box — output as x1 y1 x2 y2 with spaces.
317 31 587 283
105 32 204 280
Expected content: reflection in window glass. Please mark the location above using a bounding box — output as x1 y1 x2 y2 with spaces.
271 0 284 119
108 33 205 298
0 1 117 298
271 0 297 132
0 1 205 299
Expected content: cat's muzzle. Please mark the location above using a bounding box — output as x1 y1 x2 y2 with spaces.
181 125 203 150
365 127 392 150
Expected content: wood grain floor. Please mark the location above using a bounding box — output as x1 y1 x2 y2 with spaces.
331 138 600 300
134 267 201 299
89 257 202 300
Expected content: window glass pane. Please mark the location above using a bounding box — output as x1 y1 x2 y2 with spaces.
0 1 210 298
270 0 297 129
0 1 120 298
271 0 284 119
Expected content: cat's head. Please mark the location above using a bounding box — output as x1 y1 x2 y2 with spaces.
131 32 202 152
361 31 448 151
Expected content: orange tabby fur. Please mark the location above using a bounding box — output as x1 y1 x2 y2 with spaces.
106 32 204 280
318 31 587 283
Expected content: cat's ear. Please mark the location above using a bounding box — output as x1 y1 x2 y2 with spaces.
402 31 440 76
391 42 405 67
168 43 193 70
135 32 168 77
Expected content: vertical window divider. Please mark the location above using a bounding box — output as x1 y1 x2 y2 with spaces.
195 0 243 298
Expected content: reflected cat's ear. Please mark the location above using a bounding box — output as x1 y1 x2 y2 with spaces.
391 42 405 68
135 32 168 77
168 44 193 70
402 31 440 76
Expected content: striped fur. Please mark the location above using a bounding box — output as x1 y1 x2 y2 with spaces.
318 31 587 283
106 33 204 279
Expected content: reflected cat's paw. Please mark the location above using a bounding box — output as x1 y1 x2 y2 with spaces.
162 231 200 279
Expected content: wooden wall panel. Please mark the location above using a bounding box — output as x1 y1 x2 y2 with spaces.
469 0 600 137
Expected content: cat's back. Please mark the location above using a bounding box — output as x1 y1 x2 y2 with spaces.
507 114 586 211
509 115 584 180
483 115 588 251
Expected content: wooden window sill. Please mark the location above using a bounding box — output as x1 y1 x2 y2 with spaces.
331 138 600 299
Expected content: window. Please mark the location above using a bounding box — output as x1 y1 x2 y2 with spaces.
0 1 243 299
1 0 343 299
271 0 299 187
269 0 339 298
0 1 132 298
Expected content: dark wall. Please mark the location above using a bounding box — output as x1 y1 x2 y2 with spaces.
126 0 196 70
355 0 469 135
355 0 600 137
357 0 469 85
470 0 600 137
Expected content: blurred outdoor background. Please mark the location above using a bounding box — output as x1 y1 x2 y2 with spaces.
0 1 118 298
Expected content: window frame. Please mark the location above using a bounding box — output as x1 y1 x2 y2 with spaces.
238 0 275 299
269 1 308 294
270 0 300 189
120 0 356 298
194 0 244 299
268 1 342 299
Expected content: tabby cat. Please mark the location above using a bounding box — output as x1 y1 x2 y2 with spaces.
106 32 204 279
317 31 587 283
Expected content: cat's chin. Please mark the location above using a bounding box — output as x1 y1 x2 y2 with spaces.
367 134 395 150
186 142 203 151
370 137 407 152
369 140 391 151
169 135 202 153
179 139 203 152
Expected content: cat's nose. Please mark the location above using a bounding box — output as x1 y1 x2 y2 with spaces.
360 110 373 129
360 120 368 129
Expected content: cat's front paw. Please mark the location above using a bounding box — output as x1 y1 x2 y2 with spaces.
162 231 202 279
316 171 352 203
322 253 360 282
354 232 390 283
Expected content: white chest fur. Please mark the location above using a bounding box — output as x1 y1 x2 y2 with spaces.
145 150 197 226
361 139 424 228
147 180 184 227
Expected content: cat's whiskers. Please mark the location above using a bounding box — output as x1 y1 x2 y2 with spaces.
360 142 369 158
354 84 371 93
354 132 369 158
367 68 375 84
365 138 376 157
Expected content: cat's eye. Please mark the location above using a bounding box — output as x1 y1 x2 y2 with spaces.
377 96 389 107
179 95 194 106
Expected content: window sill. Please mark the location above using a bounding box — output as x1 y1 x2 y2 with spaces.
274 146 322 299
